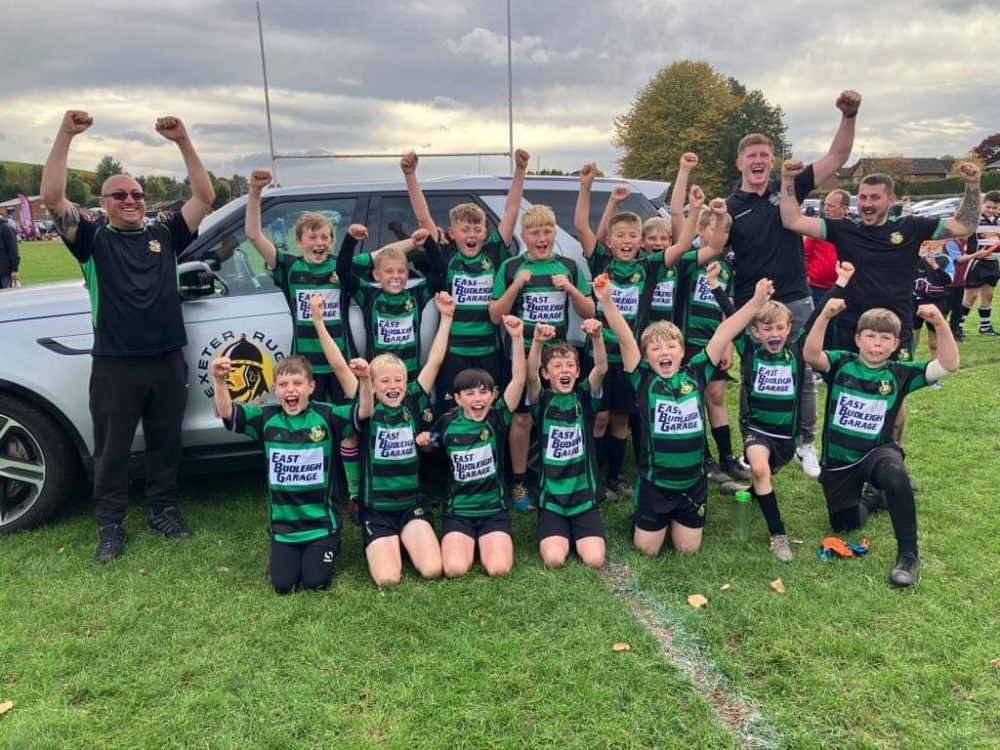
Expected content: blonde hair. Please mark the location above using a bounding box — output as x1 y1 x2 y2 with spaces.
738 133 774 155
608 212 642 233
857 308 901 337
642 216 672 240
449 202 486 226
640 321 684 352
521 204 556 230
295 212 334 240
698 207 732 233
369 354 408 380
373 246 408 270
752 301 792 327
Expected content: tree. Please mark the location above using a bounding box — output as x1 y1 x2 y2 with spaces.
65 175 89 205
614 61 736 197
972 133 1000 166
721 78 792 191
229 173 249 198
94 155 124 190
865 155 914 193
212 179 231 209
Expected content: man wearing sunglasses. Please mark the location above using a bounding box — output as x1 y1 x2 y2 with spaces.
41 110 215 563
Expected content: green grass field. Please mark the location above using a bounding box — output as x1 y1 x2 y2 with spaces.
2 255 1000 748
12 239 82 285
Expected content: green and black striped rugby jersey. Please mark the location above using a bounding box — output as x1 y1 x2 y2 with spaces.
587 244 659 363
735 334 805 440
530 383 601 516
271 251 351 374
442 232 512 356
358 381 432 512
493 253 589 353
679 251 733 349
436 400 512 517
820 351 928 470
353 281 433 382
225 401 350 543
626 352 715 491
643 251 680 324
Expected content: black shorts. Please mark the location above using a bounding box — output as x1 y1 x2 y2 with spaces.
633 477 708 531
594 361 638 414
436 349 507 409
682 345 732 382
836 319 915 362
912 299 950 330
313 372 349 406
964 259 1000 289
536 506 606 542
360 506 435 548
819 444 906 514
441 511 512 540
743 429 796 472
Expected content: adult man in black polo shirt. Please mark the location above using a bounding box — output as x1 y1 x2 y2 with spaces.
723 90 862 479
41 110 215 562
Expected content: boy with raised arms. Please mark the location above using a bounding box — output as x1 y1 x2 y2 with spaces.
805 291 959 587
491 205 595 510
416 316 527 579
527 317 608 569
574 164 700 500
401 149 529 404
601 213 775 556
212 351 372 594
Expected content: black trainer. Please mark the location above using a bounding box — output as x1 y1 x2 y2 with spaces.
721 456 751 482
94 523 126 563
889 551 920 588
148 506 192 539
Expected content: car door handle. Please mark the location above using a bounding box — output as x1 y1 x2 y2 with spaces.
36 337 92 356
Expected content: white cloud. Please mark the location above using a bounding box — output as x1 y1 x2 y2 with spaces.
445 27 573 65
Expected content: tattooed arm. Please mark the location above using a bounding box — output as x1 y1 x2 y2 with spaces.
939 161 982 239
779 160 824 238
41 110 92 245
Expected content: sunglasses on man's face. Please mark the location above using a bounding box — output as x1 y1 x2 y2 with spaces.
102 190 145 202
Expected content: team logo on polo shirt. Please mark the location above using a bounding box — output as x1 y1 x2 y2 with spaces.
148 240 162 254
404 299 415 312
480 428 490 441
329 272 339 284
413 507 425 517
402 410 411 422
680 382 694 395
898 348 911 361
769 193 780 207
309 425 327 442
482 259 492 270
878 380 892 396
630 272 642 283
890 232 904 245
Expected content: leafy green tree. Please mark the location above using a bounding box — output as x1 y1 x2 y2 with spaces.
66 175 89 205
614 61 736 197
972 133 1000 166
212 179 231 209
229 173 249 198
94 155 124 190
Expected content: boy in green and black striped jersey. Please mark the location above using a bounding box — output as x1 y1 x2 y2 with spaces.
415 316 527 579
707 260 854 562
401 149 529 405
527 319 608 570
246 169 369 514
805 293 960 588
212 354 374 594
355 291 456 587
491 204 596 511
574 166 701 501
607 260 775 556
337 223 445 383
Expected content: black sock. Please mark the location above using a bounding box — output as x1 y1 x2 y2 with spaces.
979 306 993 332
961 304 972 326
606 436 626 483
595 433 608 467
512 472 527 486
712 425 734 462
871 457 918 556
754 490 786 535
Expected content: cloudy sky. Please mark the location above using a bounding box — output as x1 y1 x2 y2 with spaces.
1 0 996 186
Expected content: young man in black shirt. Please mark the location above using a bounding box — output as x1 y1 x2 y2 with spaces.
41 110 215 562
721 91 861 480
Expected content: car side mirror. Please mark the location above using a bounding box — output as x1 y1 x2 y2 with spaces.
178 261 228 299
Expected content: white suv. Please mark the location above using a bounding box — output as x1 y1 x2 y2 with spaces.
0 175 667 532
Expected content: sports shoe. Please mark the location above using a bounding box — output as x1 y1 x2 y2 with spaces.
148 506 192 539
889 551 920 588
978 326 999 336
511 482 534 513
721 456 750 482
94 523 125 563
770 534 794 562
952 330 967 342
606 477 633 502
704 456 731 484
794 444 821 479
347 497 362 526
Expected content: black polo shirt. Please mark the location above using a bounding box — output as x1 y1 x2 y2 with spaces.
726 164 815 306
820 214 945 327
62 212 195 357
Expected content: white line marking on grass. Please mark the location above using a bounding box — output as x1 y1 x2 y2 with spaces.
603 560 780 750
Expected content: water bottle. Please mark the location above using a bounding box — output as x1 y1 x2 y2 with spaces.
733 490 752 542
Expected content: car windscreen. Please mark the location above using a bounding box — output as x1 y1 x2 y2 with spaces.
523 189 658 240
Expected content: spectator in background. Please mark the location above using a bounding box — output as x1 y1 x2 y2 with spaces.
803 189 850 350
0 219 19 288
939 236 967 341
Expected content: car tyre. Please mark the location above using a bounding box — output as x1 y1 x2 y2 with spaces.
0 394 81 533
